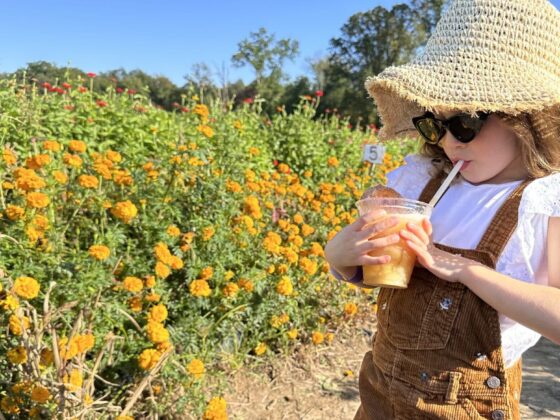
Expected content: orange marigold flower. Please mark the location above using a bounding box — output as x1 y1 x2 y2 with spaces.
189 279 211 297
145 275 156 288
26 192 50 209
312 331 324 345
42 140 61 152
123 276 143 293
63 153 83 168
13 276 40 299
78 174 99 189
9 314 30 335
276 276 293 296
63 369 84 391
7 346 27 364
203 397 227 420
138 348 161 370
88 244 110 260
105 150 122 163
169 256 184 270
2 148 17 165
53 170 69 184
148 304 168 323
110 200 138 224
344 302 358 316
187 358 206 379
128 296 142 312
14 168 46 191
222 282 239 298
202 226 215 241
287 329 298 340
327 156 339 167
30 385 50 403
6 204 25 221
237 278 254 293
167 225 181 237
199 266 213 280
197 124 215 138
254 342 267 356
154 242 173 264
155 261 171 279
25 154 51 170
146 321 170 344
69 140 87 153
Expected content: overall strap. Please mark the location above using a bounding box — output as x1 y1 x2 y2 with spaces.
475 179 532 257
417 170 447 203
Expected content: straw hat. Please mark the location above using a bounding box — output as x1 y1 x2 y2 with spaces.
366 0 560 140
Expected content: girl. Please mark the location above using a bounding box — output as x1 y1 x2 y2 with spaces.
325 0 560 419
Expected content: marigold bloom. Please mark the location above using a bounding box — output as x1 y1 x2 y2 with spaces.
193 104 209 121
88 245 110 260
13 276 40 299
60 334 95 357
9 314 30 335
53 170 69 184
30 385 50 403
155 261 171 279
326 332 335 343
63 153 83 168
148 304 168 323
203 396 227 420
197 124 215 138
167 225 181 237
187 358 205 379
154 242 173 264
7 346 27 364
254 342 267 356
169 256 184 270
25 154 51 170
123 276 143 292
111 200 138 223
222 282 239 298
146 321 170 344
42 140 61 152
344 302 358 316
63 369 83 391
128 296 142 312
69 140 87 153
14 168 46 191
78 174 99 189
145 275 156 288
189 279 211 297
202 226 215 241
327 156 339 167
26 192 50 209
199 266 214 280
224 270 235 281
276 276 293 296
299 257 318 275
105 150 122 163
243 196 262 219
237 278 254 292
312 331 325 345
301 224 315 237
6 204 25 221
287 329 298 340
138 348 161 370
2 148 17 165
0 295 19 311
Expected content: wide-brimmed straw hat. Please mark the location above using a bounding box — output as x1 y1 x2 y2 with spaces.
366 0 560 141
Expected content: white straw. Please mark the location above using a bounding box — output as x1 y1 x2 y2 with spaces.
428 160 464 207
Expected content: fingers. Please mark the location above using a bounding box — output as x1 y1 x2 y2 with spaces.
357 216 399 239
358 234 400 253
405 239 434 267
353 209 387 231
360 254 391 265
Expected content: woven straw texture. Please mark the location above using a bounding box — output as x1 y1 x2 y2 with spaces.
366 0 560 140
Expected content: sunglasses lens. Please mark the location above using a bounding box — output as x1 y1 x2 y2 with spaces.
448 115 485 142
415 118 443 144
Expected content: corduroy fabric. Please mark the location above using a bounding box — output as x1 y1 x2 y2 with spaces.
355 175 530 420
365 0 560 141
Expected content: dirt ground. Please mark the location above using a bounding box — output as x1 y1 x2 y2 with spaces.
225 322 560 420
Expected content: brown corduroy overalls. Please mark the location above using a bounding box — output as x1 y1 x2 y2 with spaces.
355 174 532 420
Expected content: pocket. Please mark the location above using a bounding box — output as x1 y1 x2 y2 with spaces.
413 395 485 419
377 268 466 350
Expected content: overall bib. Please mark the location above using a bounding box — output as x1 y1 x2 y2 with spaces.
355 174 531 420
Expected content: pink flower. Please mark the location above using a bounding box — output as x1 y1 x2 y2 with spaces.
172 102 180 108
116 87 124 94
315 90 324 97
127 89 137 95
243 97 254 104
87 72 96 78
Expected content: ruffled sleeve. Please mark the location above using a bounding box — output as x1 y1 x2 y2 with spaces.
386 154 436 200
497 172 560 287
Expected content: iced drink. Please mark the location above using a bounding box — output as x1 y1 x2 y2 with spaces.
356 196 432 288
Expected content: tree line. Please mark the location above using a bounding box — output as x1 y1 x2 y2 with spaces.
1 0 445 127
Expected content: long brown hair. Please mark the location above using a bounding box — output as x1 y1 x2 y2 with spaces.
418 105 560 179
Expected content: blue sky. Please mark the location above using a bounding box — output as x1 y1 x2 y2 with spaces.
1 0 559 86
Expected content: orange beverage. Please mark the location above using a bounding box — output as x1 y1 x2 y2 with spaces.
356 198 432 288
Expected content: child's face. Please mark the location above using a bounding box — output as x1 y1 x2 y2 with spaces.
437 113 527 184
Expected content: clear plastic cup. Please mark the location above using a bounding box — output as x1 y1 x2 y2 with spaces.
356 197 432 288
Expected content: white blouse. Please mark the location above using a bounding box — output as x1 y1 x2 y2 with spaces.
387 155 560 367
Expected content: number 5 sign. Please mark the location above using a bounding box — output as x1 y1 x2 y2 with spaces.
363 144 385 165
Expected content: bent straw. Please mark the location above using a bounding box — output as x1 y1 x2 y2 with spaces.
428 160 464 207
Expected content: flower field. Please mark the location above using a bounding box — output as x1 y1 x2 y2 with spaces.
0 76 415 419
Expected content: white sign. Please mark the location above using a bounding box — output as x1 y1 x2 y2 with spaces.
363 144 385 164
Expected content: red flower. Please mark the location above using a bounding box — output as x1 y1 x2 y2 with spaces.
127 89 137 95
181 106 189 113
172 102 180 108
64 105 75 111
42 82 52 89
96 100 107 107
87 72 96 78
62 82 71 89
78 86 88 93
243 97 254 104
273 159 279 167
347 123 353 129
315 90 324 97
116 87 124 94
56 87 65 95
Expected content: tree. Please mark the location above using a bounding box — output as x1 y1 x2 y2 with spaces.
231 27 299 97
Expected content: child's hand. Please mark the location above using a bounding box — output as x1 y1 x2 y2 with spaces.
400 219 477 283
324 209 400 273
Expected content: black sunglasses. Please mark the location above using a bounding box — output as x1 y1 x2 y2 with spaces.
412 111 490 144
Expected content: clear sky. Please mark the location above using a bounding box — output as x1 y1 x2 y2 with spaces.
1 0 559 87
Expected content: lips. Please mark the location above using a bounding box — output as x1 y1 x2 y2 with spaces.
452 160 471 170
